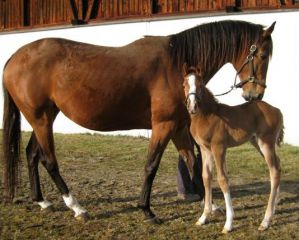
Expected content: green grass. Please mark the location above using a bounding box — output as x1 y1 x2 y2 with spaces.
0 132 298 240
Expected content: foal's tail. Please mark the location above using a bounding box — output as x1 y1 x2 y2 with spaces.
2 68 22 203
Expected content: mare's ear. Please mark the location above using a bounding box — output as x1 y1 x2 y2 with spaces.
263 21 276 38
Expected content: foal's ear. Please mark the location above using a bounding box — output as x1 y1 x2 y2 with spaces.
196 66 202 77
263 21 276 38
182 63 188 76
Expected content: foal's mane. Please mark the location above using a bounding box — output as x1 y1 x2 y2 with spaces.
199 84 221 116
170 20 268 75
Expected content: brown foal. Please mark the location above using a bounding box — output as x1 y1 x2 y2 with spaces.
183 66 283 233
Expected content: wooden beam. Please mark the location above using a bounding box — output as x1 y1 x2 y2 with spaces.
84 0 95 21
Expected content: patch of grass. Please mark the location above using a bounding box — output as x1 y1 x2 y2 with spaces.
0 131 298 240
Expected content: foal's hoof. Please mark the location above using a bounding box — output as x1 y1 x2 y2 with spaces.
143 216 163 224
41 205 55 212
222 228 232 234
76 212 90 222
195 220 203 226
258 224 268 231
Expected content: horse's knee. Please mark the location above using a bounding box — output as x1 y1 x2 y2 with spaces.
41 159 59 174
217 176 229 192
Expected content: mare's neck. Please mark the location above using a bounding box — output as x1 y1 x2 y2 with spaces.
201 43 241 84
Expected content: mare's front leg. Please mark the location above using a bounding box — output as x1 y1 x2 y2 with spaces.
137 121 174 223
171 126 205 199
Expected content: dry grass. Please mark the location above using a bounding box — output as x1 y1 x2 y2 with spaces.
0 132 298 240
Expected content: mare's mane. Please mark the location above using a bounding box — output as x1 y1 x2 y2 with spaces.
170 20 269 74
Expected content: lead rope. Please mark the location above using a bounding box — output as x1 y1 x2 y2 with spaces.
214 58 249 97
214 44 257 97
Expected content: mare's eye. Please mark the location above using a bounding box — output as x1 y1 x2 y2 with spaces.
260 53 268 60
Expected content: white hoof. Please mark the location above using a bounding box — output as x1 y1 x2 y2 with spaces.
75 212 90 222
258 221 269 231
37 200 53 211
222 227 232 234
196 215 207 226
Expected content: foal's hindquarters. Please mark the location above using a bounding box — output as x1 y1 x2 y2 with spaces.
192 116 282 233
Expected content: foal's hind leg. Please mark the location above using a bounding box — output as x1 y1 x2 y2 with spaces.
250 137 264 157
29 110 88 220
257 140 281 231
26 132 53 211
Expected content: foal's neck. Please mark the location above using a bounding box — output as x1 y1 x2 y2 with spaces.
197 87 219 116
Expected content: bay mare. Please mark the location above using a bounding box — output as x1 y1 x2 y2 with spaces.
2 20 275 222
183 66 283 232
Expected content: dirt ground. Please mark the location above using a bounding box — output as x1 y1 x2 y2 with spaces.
0 133 298 240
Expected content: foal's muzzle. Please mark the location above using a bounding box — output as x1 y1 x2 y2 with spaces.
186 93 200 114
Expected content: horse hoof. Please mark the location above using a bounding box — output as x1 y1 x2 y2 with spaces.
195 220 203 226
222 228 232 234
76 212 90 222
258 224 268 231
143 216 163 224
41 205 55 212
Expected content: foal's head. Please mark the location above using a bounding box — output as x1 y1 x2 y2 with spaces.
182 64 216 115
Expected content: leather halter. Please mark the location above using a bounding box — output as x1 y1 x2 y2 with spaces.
234 44 267 89
215 44 266 96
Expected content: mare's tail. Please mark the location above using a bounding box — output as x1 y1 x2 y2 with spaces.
2 69 22 203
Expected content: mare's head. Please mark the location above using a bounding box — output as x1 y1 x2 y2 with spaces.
182 64 215 115
233 22 276 101
170 20 276 101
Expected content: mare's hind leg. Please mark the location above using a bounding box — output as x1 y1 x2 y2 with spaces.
26 132 53 210
29 110 88 220
137 121 174 223
257 139 281 231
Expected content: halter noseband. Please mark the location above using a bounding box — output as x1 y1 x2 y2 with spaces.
215 44 266 97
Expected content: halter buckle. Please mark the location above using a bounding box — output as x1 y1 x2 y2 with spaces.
250 44 257 53
248 77 255 83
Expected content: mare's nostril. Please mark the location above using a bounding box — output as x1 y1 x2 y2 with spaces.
257 93 264 100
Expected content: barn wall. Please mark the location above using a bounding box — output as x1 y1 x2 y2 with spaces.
1 0 298 31
0 11 298 145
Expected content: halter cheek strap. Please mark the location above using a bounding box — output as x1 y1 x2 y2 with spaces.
234 45 267 89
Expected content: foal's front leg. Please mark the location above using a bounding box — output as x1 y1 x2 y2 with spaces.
196 149 213 226
213 145 234 234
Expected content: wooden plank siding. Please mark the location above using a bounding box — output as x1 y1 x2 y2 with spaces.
0 0 298 32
